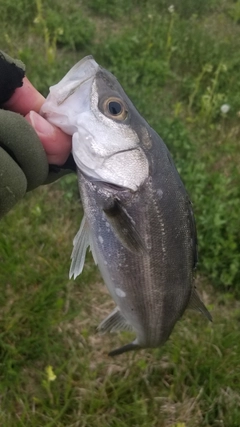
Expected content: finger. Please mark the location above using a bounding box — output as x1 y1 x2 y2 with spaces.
3 77 45 115
25 111 72 165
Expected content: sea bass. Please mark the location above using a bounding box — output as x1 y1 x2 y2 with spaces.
41 56 212 356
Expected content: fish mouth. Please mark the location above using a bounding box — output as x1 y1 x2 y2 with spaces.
61 55 99 85
40 56 100 133
54 56 99 106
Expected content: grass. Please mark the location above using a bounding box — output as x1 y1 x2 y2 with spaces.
0 0 240 425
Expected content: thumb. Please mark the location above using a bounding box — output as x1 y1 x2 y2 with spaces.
25 111 72 166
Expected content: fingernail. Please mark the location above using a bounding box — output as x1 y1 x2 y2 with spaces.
28 111 55 136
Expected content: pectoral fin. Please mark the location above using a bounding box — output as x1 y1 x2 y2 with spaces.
69 215 90 279
188 288 212 322
104 199 147 254
97 307 133 334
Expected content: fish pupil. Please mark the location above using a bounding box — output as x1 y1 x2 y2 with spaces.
108 101 122 115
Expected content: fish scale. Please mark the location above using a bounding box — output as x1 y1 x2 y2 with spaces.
41 55 212 356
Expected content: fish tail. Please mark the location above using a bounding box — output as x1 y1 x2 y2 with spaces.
108 341 140 357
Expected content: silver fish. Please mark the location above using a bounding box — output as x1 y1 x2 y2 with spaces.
41 56 212 356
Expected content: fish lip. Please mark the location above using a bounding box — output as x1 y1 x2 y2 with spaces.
76 54 94 64
44 55 99 108
56 74 94 106
63 55 98 79
69 55 99 83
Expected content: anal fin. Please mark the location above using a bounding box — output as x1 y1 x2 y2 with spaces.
97 307 133 334
188 288 212 322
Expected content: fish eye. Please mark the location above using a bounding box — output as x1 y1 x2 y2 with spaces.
108 101 122 115
103 97 128 120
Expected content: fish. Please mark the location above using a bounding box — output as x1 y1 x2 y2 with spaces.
41 55 212 356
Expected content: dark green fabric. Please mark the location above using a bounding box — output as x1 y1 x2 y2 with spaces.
0 110 49 190
0 110 49 218
0 146 27 217
47 155 76 184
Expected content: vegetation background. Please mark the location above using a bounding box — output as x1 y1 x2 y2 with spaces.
0 0 240 425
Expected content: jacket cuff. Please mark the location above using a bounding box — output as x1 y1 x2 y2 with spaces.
0 51 25 105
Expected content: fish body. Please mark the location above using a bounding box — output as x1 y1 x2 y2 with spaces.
41 56 211 356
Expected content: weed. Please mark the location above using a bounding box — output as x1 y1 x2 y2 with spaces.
88 0 134 19
34 0 59 64
228 0 240 23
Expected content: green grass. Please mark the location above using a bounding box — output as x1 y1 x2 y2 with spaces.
1 0 240 425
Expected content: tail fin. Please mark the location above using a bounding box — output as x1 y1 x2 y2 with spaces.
108 341 140 357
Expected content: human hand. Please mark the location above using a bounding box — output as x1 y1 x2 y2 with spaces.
4 76 72 166
0 51 74 219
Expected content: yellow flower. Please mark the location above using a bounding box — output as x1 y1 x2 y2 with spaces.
45 365 57 382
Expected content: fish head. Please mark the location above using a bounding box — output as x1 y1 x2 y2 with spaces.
41 56 149 191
